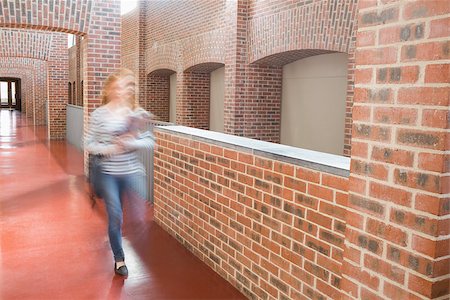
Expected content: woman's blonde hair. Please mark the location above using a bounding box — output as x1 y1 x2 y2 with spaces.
101 68 137 109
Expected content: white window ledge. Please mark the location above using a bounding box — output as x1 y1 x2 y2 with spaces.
156 125 350 177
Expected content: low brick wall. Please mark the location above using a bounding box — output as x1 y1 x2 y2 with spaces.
153 126 350 300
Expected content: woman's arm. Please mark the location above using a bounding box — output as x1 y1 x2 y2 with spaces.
117 130 155 151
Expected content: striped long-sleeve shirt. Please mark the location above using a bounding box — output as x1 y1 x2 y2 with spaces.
85 106 155 175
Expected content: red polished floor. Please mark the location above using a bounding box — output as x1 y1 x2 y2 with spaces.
0 110 245 300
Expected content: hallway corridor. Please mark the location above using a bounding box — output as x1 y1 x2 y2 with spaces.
0 110 245 300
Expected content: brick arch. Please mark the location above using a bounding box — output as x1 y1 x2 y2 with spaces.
0 0 93 35
0 58 44 73
144 68 177 122
146 45 179 75
250 49 339 67
184 62 225 73
149 68 176 76
180 29 225 72
0 28 53 60
0 0 122 143
247 0 357 65
176 62 226 130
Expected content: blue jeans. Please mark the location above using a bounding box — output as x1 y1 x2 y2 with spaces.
100 172 146 262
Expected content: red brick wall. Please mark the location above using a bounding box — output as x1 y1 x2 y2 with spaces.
154 128 350 299
343 1 450 299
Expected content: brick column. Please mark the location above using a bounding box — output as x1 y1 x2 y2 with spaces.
47 33 68 138
342 1 449 299
223 0 247 137
344 29 358 157
28 75 34 119
34 62 48 126
76 35 82 106
84 0 121 114
82 0 121 172
138 0 147 106
223 0 283 143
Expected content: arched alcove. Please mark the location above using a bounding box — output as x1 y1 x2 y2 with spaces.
146 68 177 122
180 62 225 131
281 53 348 155
250 49 350 155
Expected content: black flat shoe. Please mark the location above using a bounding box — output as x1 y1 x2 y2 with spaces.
114 263 128 276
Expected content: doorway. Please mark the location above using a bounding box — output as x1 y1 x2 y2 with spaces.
0 78 21 111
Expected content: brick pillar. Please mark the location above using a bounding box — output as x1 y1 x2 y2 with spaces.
21 74 30 116
223 0 247 137
28 69 35 120
138 0 147 106
27 73 35 120
34 62 48 126
76 35 82 106
224 0 282 143
47 33 68 138
342 1 449 299
344 22 358 157
83 0 121 172
84 0 121 115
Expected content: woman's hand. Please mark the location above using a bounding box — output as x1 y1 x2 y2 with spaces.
115 134 135 152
